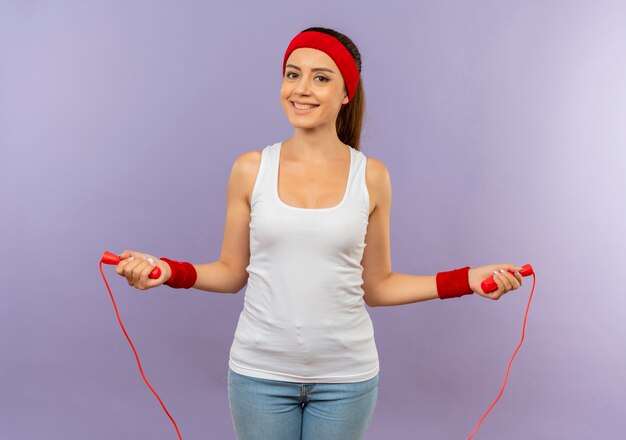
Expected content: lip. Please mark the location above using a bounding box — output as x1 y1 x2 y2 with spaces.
290 101 319 114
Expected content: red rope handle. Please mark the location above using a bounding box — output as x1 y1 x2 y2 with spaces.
99 261 183 440
467 272 537 439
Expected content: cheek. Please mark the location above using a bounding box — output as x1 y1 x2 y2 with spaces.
279 81 289 96
325 86 344 103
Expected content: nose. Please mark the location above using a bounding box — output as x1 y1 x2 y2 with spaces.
292 73 313 96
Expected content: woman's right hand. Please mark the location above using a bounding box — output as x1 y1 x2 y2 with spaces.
115 250 172 291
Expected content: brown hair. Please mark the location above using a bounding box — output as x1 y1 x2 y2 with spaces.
299 27 366 151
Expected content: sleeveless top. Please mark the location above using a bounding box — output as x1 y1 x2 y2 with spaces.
227 141 380 383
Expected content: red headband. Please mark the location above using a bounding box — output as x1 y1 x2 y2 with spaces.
282 30 359 107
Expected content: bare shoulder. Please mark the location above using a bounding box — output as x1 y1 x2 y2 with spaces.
364 156 391 215
232 150 262 207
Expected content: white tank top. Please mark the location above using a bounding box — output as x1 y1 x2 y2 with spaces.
228 141 380 383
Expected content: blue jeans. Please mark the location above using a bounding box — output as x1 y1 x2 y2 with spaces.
227 367 379 440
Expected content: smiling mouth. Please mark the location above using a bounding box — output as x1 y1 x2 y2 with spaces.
291 101 320 110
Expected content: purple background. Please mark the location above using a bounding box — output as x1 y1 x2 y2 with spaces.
1 1 625 439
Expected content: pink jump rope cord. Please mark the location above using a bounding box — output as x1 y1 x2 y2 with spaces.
468 270 537 439
99 256 183 440
100 251 535 440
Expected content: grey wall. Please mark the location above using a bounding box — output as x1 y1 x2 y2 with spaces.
1 0 624 439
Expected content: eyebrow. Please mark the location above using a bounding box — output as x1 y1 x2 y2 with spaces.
285 64 335 74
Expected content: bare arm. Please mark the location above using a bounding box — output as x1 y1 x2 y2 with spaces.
192 261 245 294
367 273 439 306
359 160 522 306
191 150 260 294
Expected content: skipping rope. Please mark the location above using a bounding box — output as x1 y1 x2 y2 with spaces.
99 251 535 439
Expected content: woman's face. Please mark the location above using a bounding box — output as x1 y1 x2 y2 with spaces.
280 48 349 129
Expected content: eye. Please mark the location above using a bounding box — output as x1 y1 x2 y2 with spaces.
285 71 329 82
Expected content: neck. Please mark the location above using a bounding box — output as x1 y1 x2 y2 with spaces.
284 129 347 161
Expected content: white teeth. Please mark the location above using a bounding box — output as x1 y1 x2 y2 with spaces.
292 102 317 110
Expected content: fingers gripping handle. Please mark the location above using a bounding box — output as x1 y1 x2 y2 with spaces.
481 263 534 293
101 251 162 279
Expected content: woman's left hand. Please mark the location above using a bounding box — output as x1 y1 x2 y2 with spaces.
469 264 524 300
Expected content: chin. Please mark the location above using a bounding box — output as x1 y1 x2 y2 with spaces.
288 120 318 130
282 109 315 126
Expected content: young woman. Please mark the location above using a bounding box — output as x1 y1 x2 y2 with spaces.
115 26 524 440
